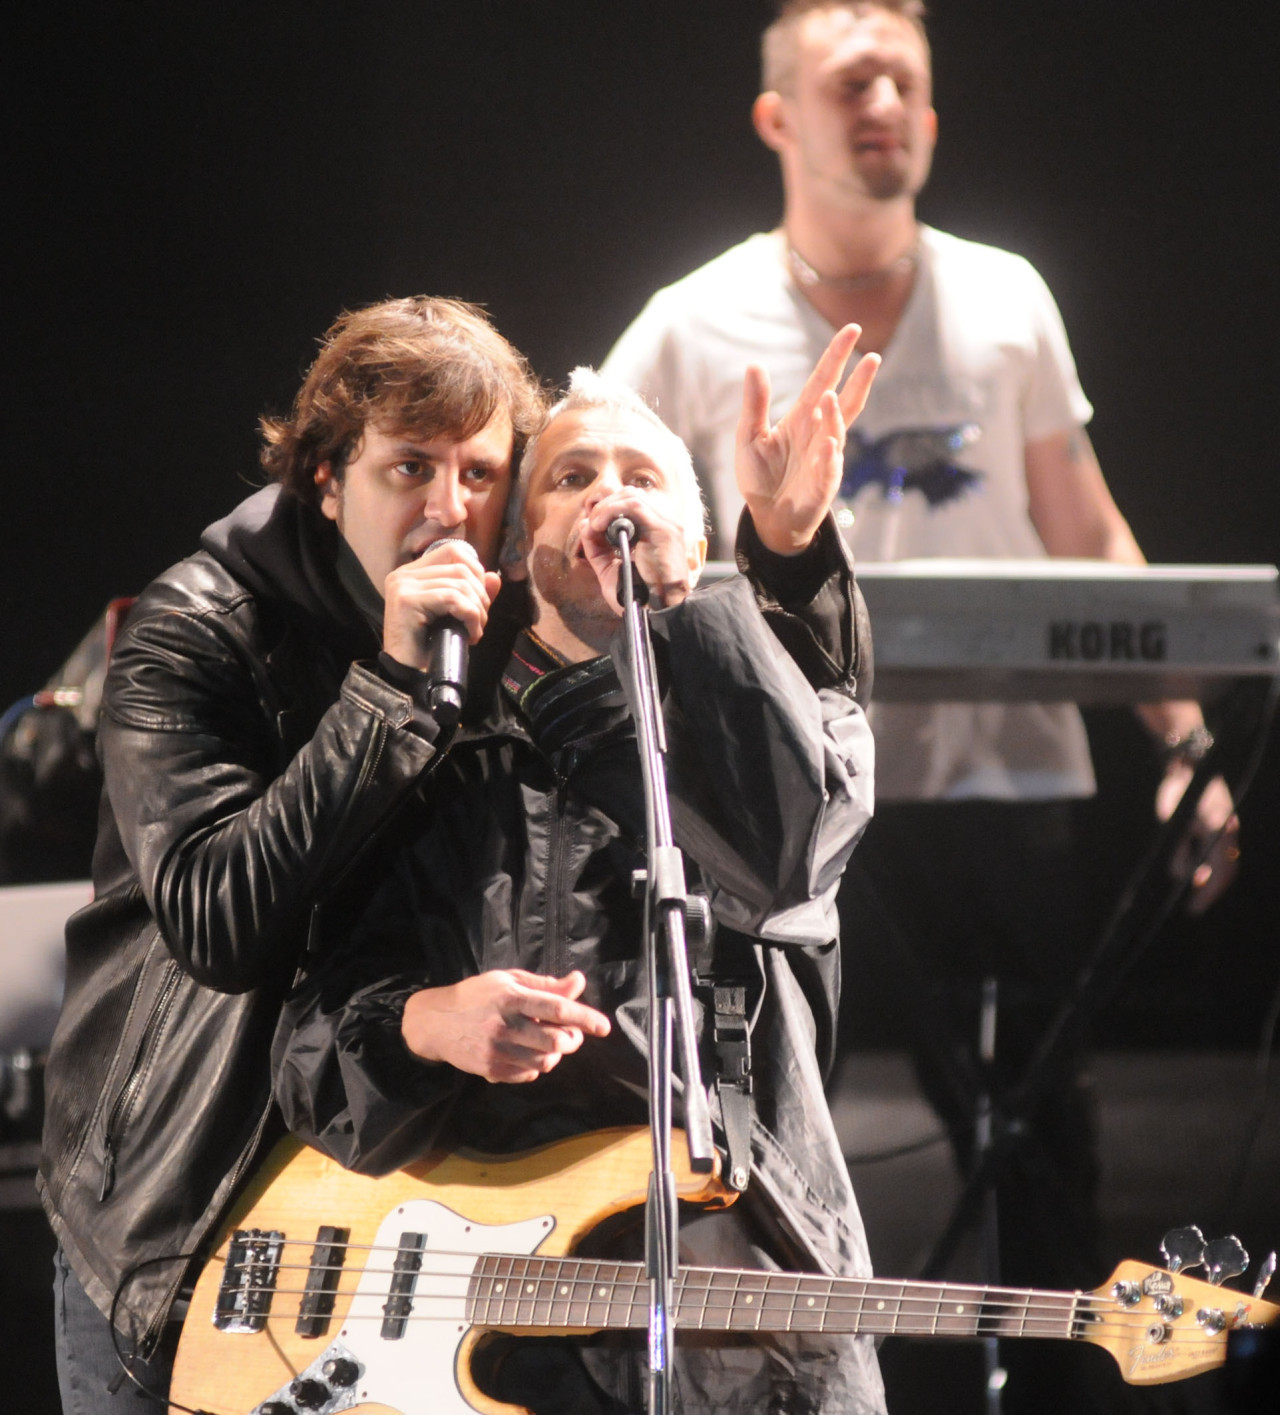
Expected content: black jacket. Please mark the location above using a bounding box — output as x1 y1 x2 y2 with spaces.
38 485 877 1397
38 488 448 1347
272 519 884 1411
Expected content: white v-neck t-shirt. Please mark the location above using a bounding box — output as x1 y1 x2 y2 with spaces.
604 227 1096 801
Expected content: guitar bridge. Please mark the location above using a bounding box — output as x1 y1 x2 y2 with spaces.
215 1228 285 1333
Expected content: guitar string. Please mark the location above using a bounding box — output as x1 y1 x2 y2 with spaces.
229 1262 1123 1315
223 1252 1229 1314
221 1298 1240 1347
224 1281 1192 1324
229 1242 1124 1308
221 1279 1238 1340
237 1273 1117 1316
220 1243 1252 1338
229 1234 1211 1295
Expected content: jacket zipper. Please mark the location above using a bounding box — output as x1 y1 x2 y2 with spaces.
544 753 578 977
99 960 182 1201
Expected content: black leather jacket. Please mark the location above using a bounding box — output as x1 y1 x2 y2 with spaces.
38 488 449 1348
38 486 877 1392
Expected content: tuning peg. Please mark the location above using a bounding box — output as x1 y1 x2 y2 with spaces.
1252 1250 1276 1299
1203 1236 1249 1287
1161 1226 1206 1274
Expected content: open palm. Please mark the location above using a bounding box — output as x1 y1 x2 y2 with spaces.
735 324 879 555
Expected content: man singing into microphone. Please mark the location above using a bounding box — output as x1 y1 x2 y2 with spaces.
38 297 545 1410
269 327 886 1412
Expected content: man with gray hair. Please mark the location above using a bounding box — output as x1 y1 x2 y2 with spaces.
272 326 889 1412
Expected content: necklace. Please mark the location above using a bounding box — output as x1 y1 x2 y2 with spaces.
786 239 920 293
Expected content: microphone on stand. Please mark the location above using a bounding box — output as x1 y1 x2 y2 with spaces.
605 516 649 605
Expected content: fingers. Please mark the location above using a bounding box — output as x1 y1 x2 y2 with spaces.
811 391 846 490
580 491 696 609
1184 812 1241 916
736 364 772 452
507 968 586 998
838 351 882 426
1157 772 1241 915
791 324 861 423
581 490 686 547
507 971 611 1039
487 973 610 1083
382 541 496 667
400 971 610 1086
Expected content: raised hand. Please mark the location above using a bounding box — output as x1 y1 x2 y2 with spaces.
735 323 880 555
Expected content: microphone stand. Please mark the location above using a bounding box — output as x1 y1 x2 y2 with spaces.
609 520 715 1415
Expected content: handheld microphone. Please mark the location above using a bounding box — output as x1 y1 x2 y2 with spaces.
419 537 470 729
426 617 467 729
606 515 637 547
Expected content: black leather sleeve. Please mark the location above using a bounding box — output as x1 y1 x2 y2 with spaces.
733 510 872 706
99 597 443 993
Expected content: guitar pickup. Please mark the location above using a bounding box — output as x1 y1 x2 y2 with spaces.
296 1225 350 1338
380 1231 426 1341
214 1228 284 1333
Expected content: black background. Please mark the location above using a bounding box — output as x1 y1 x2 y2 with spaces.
11 0 1278 667
6 5 1280 1409
12 0 1279 1038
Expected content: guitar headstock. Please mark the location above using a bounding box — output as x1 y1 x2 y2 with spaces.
1083 1234 1279 1386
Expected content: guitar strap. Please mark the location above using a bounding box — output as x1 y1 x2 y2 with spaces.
692 919 757 1193
708 981 753 1192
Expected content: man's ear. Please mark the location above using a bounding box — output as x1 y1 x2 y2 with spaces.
686 536 709 587
752 91 791 153
314 462 341 523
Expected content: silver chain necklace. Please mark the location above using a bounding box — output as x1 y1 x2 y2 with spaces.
786 239 920 293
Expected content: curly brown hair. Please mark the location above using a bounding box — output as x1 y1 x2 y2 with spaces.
259 296 546 505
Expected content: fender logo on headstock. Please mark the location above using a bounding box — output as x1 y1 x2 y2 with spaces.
1127 1340 1217 1378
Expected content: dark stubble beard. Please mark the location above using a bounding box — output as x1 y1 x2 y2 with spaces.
527 545 620 656
854 137 933 203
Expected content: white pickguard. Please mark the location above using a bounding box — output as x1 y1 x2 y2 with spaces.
247 1202 555 1415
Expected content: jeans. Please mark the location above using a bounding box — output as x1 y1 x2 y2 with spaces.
52 1246 177 1413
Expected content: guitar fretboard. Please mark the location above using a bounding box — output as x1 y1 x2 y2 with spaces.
467 1255 1090 1340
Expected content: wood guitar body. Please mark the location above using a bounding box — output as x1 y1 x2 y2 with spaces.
170 1127 729 1415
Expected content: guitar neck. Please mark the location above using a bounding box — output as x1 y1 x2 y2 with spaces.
469 1254 1086 1342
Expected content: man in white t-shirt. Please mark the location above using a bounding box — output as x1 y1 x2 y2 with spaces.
605 0 1234 840
603 0 1239 1365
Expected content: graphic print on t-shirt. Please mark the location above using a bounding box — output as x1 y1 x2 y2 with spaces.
840 423 983 507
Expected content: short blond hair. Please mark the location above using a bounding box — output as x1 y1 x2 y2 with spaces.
762 1 929 95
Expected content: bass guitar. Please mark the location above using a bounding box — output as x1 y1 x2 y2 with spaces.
170 1126 1277 1415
